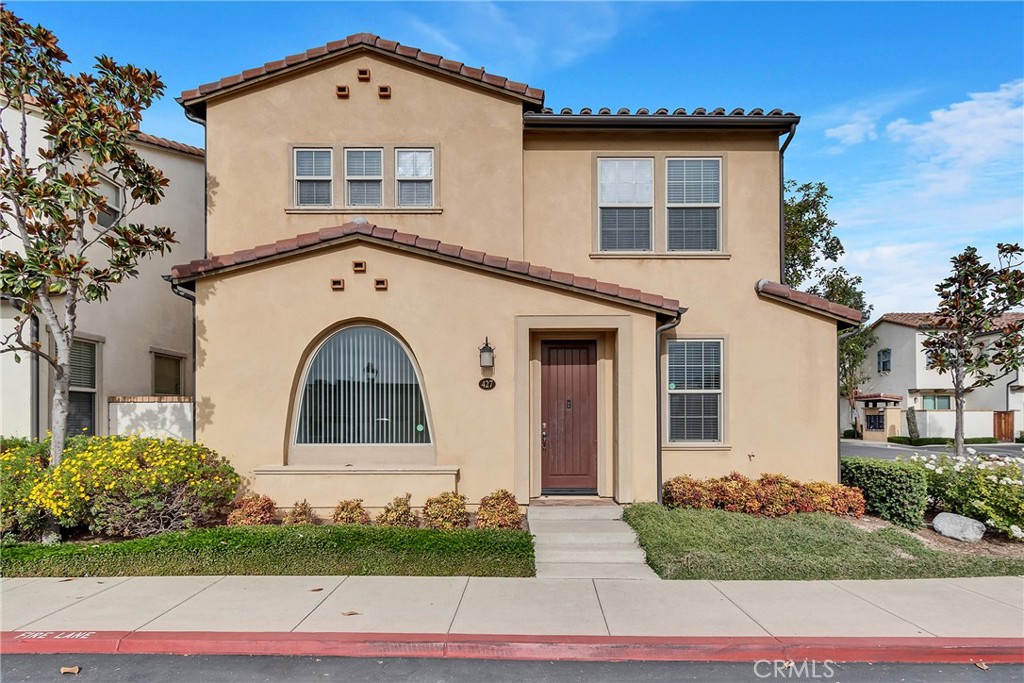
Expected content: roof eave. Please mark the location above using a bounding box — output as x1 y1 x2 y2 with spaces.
523 114 801 132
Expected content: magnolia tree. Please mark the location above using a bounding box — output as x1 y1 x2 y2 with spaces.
922 243 1024 457
0 9 175 464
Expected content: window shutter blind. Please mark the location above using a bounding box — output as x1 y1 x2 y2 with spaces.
397 180 432 206
668 208 719 251
599 208 651 251
347 180 382 206
296 150 332 177
667 159 720 204
67 391 95 436
346 150 382 177
70 340 96 388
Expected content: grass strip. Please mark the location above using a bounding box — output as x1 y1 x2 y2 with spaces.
0 524 535 577
624 503 1024 580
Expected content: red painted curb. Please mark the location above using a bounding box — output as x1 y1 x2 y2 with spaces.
3 631 1023 664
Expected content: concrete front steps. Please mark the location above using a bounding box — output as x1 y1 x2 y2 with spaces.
528 501 659 580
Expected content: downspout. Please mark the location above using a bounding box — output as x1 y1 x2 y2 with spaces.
656 307 687 504
167 280 197 442
31 314 40 440
778 123 797 283
182 106 209 258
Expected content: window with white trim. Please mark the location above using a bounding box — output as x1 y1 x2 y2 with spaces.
294 149 332 206
345 148 383 207
598 158 653 251
667 339 722 442
395 149 434 207
96 177 123 228
667 158 720 251
295 326 431 445
69 339 97 436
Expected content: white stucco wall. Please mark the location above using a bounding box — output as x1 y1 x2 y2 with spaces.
909 410 995 439
108 400 194 441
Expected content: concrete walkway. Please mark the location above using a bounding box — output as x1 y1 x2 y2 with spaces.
2 575 1022 663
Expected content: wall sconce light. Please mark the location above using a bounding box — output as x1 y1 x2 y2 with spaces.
479 337 495 369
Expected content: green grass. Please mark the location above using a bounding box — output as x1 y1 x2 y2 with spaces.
624 503 1024 580
0 525 535 578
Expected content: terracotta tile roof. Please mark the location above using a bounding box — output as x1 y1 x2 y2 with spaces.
534 106 796 117
854 392 903 403
132 131 204 158
877 312 1024 330
179 32 544 116
524 108 799 131
755 279 864 327
170 222 682 315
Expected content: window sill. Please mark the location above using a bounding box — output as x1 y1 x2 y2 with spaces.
286 207 443 215
662 443 733 451
590 252 731 260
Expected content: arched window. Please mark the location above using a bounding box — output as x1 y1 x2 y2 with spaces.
295 326 431 444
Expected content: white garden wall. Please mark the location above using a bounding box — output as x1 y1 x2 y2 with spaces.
904 410 994 439
108 397 194 441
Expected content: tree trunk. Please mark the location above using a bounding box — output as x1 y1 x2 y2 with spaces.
953 371 966 458
49 330 73 467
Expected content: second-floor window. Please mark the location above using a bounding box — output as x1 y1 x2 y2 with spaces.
396 149 434 207
96 177 123 228
346 148 383 207
294 149 332 206
877 348 892 373
598 158 653 251
667 158 720 251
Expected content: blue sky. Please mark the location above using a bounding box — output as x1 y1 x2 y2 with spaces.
11 2 1023 317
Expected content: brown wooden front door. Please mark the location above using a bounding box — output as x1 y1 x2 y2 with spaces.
994 411 1015 442
541 340 598 494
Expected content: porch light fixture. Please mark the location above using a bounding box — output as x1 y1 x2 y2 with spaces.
479 338 495 369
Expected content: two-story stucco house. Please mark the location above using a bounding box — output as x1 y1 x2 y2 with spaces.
1 103 205 441
168 33 861 511
854 312 1023 442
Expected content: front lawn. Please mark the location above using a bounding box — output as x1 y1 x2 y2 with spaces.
0 524 535 578
624 503 1024 580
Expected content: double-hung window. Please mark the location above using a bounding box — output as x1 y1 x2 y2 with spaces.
69 339 97 436
667 158 721 251
598 158 653 251
154 353 183 395
96 177 123 228
396 149 434 207
294 149 332 206
345 148 383 207
877 348 892 373
667 340 722 442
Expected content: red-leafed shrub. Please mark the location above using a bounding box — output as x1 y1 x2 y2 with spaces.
332 499 370 525
376 493 419 528
226 493 277 526
282 499 317 525
423 491 469 530
475 489 523 530
663 472 863 518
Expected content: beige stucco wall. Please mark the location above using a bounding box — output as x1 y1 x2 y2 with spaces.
204 52 526 257
195 241 660 508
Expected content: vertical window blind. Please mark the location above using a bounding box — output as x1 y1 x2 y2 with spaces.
295 149 332 206
295 326 431 445
346 149 383 207
598 158 653 251
667 339 722 442
69 339 96 436
667 159 721 252
396 149 433 206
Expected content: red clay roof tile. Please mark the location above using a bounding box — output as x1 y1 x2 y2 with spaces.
179 33 544 113
131 132 204 158
755 279 862 326
170 222 681 315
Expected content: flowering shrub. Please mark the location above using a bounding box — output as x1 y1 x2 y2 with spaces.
282 499 318 525
332 499 370 525
26 436 239 537
422 491 469 530
226 494 277 526
841 457 927 528
476 489 523 529
0 437 50 537
376 493 419 527
663 472 865 519
905 449 1024 540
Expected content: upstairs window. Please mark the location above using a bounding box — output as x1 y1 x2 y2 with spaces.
396 149 434 207
922 395 951 410
667 158 720 251
295 326 431 445
96 177 123 228
294 149 332 206
154 353 183 395
598 158 653 251
667 340 722 442
345 148 383 207
877 348 892 373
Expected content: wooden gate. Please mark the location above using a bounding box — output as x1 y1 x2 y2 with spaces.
994 411 1015 443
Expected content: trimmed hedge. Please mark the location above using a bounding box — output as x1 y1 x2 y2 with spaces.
887 436 913 445
840 457 928 528
886 436 1000 447
842 429 859 439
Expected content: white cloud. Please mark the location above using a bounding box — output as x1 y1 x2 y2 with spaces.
825 111 879 148
812 90 924 153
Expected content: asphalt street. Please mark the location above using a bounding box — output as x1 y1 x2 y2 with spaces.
840 439 1024 461
2 654 1021 683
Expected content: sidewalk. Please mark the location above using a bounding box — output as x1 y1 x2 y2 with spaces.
2 575 1022 663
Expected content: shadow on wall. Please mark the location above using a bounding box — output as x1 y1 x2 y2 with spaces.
110 401 194 441
207 173 219 215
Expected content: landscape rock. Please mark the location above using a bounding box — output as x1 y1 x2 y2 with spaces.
932 512 986 543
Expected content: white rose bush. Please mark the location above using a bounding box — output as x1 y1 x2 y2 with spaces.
903 450 1024 540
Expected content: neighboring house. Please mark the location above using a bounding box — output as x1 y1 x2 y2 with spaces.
854 312 1024 442
0 103 205 441
168 33 861 511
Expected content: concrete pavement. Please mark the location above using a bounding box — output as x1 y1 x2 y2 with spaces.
2 575 1022 662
